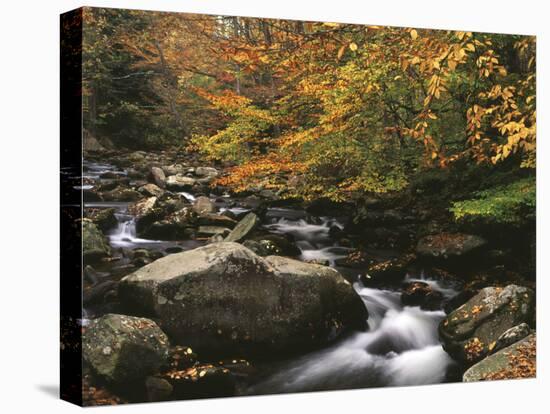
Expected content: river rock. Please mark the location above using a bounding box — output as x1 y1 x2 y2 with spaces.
224 212 259 242
252 234 301 257
165 364 236 399
198 226 231 236
243 240 280 256
83 131 106 152
83 280 118 306
162 164 185 176
401 281 444 310
91 208 117 232
145 376 173 402
417 233 487 259
83 219 111 262
129 196 158 218
101 186 141 202
197 213 237 229
195 166 218 178
139 183 165 198
439 284 535 364
140 207 196 240
166 174 196 191
463 334 536 382
193 196 216 214
149 167 166 189
83 314 170 384
128 151 146 162
119 242 367 356
492 323 532 354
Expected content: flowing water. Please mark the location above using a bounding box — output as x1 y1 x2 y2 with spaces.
83 159 458 391
247 280 456 394
247 214 458 393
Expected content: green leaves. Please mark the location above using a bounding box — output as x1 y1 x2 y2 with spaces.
450 177 535 225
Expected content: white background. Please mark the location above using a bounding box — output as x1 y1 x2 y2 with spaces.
0 0 547 412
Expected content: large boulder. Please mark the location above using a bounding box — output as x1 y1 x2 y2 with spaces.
83 314 170 384
82 219 111 262
166 174 196 191
463 334 536 382
439 284 535 364
119 242 367 356
417 233 487 259
224 212 260 243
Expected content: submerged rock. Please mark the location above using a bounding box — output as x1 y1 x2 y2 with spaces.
83 314 170 384
82 219 111 262
439 284 535 364
119 242 367 356
224 212 260 243
463 334 536 382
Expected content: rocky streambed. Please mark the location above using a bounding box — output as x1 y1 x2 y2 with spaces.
77 149 536 405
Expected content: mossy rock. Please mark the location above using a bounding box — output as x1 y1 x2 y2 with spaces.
82 219 111 262
439 284 535 365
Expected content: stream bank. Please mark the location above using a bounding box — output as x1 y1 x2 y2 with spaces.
78 148 536 405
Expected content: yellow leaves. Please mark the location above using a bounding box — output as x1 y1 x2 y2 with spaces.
349 42 358 52
410 29 418 40
448 59 457 71
465 43 476 52
337 45 346 60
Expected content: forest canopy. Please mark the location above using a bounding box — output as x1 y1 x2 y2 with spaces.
82 8 536 223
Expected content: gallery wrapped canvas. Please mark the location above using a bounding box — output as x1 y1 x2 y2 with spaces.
60 6 536 406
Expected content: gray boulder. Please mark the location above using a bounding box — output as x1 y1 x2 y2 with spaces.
492 323 532 354
439 284 535 364
119 242 367 356
224 212 259 243
166 174 196 191
463 334 536 382
149 167 166 189
195 166 218 178
139 183 165 198
83 314 170 384
83 219 111 262
193 196 216 215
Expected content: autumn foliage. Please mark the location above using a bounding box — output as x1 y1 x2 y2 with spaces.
82 8 535 217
